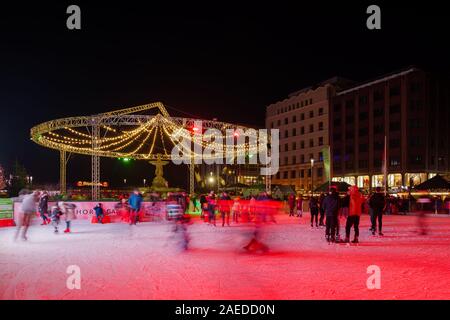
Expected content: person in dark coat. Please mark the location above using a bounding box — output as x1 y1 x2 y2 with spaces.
322 188 340 242
369 187 386 235
94 203 104 224
219 192 231 227
318 193 326 226
309 196 319 228
38 191 50 225
287 193 295 217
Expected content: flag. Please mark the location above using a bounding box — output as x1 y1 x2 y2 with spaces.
322 146 331 182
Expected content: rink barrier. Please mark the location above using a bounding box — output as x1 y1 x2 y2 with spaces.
12 201 169 226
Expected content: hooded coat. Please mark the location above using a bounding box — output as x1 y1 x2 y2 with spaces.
349 186 364 216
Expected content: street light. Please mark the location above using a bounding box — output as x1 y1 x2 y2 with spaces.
143 178 146 187
310 158 314 194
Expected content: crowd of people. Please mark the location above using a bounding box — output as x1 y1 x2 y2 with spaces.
285 186 410 244
14 186 430 251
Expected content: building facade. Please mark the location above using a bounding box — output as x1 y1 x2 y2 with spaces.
266 78 352 192
330 67 450 191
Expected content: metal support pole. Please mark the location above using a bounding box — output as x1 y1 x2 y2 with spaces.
91 118 101 201
189 156 195 195
60 150 67 194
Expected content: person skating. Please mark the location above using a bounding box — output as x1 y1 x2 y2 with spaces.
50 205 63 233
288 193 295 217
322 188 340 243
345 186 364 243
369 187 385 236
296 195 303 218
14 191 40 241
94 203 104 224
219 192 231 227
309 196 319 228
207 192 217 226
318 193 326 226
38 191 50 225
128 190 143 225
59 202 76 233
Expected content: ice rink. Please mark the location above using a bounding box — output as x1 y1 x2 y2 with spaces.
1 213 449 299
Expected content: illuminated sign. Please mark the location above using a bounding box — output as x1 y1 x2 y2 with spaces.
76 181 109 188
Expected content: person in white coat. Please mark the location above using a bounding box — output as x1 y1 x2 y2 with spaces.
15 191 40 241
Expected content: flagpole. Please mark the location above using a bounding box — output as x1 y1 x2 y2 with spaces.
384 135 387 196
328 145 332 190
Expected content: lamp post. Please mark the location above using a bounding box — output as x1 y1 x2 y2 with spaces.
143 178 146 187
310 158 314 195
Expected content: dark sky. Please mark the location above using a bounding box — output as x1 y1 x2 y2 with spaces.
1 1 449 188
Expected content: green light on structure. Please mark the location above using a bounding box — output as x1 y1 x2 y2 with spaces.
118 157 131 162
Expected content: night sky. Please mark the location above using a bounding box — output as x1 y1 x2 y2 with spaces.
1 2 449 189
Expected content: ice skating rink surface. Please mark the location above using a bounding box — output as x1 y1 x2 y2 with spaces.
1 214 449 299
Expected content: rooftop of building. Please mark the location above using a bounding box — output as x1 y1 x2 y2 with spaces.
336 65 422 95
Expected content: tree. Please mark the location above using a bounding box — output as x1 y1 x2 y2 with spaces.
9 160 28 196
0 164 6 190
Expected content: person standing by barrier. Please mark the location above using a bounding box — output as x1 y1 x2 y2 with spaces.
15 191 40 241
128 190 143 225
94 203 104 224
38 191 50 225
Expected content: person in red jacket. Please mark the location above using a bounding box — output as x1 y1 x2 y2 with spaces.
345 186 364 243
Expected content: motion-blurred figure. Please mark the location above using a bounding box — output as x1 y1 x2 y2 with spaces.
323 188 340 243
128 190 143 225
172 214 192 251
94 203 104 224
60 202 76 233
14 191 40 241
50 205 63 233
369 187 386 236
416 197 431 235
38 191 50 225
219 192 231 227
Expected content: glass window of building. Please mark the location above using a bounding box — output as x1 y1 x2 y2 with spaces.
318 137 323 146
318 122 323 131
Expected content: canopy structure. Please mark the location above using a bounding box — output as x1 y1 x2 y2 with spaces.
314 181 351 193
30 102 263 199
413 174 450 191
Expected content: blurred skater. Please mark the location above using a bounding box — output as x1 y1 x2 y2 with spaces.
369 187 386 236
14 191 40 241
38 191 50 225
94 203 104 224
296 195 303 218
288 193 295 217
60 202 76 233
219 192 231 227
128 190 143 225
50 205 63 233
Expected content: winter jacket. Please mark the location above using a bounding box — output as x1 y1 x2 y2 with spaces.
50 207 62 222
369 193 385 212
288 195 295 209
322 193 340 217
128 193 143 210
309 197 319 209
94 205 104 216
341 195 350 208
38 195 49 213
349 186 364 216
297 198 303 210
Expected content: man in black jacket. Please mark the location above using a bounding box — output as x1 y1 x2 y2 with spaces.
322 188 340 242
369 187 386 235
